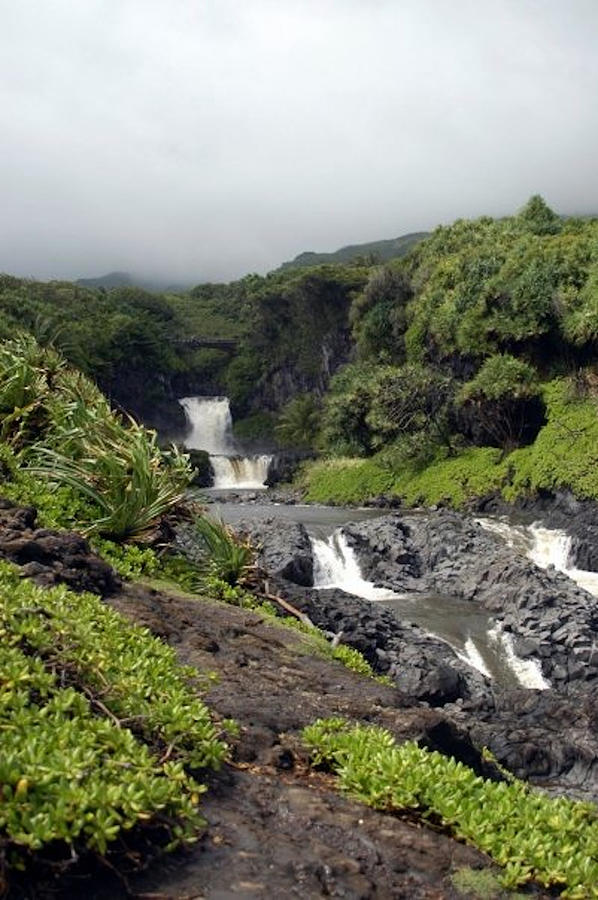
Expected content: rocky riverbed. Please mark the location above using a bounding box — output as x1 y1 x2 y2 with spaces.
230 510 598 802
3 497 594 897
0 499 519 899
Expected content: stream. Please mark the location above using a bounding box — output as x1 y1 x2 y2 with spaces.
186 392 596 691
207 496 597 690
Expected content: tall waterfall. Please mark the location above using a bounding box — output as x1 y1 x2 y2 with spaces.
178 396 272 489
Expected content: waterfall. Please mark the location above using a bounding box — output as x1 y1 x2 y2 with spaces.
488 624 551 690
179 396 234 454
311 527 549 688
178 396 272 489
311 531 399 601
477 517 598 597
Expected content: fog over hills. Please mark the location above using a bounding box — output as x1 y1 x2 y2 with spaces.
2 1 598 282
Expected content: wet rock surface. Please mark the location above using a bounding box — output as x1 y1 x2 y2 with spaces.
105 585 507 900
239 510 598 801
343 510 598 688
0 497 588 896
0 498 119 595
477 488 598 572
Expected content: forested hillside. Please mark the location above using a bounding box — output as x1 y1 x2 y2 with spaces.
298 196 598 505
279 230 428 270
4 197 598 508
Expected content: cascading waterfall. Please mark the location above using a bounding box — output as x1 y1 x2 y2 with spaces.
178 396 272 489
311 532 399 601
477 517 598 597
488 624 551 690
310 527 549 688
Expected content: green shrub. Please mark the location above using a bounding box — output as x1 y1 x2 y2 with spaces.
303 718 598 896
302 457 395 505
0 560 228 880
0 562 227 769
275 394 321 449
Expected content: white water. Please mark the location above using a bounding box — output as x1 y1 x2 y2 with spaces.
477 517 598 597
311 532 399 601
455 639 492 679
310 528 544 687
488 624 551 690
178 396 272 489
210 454 274 490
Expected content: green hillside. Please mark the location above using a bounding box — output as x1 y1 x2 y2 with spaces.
298 196 598 506
279 231 428 270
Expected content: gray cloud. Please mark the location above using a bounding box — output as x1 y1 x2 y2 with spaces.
1 0 597 283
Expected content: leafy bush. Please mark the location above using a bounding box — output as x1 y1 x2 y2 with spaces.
0 560 227 880
275 393 321 449
366 363 455 451
457 354 544 450
350 265 411 362
303 718 598 896
0 336 193 540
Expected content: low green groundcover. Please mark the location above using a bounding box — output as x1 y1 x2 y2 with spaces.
0 561 227 874
303 718 598 898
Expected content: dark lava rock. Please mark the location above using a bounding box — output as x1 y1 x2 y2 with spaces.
0 498 120 596
343 510 598 687
235 518 315 587
268 576 493 710
476 488 598 572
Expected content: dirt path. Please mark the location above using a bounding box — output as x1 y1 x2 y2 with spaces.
89 583 519 899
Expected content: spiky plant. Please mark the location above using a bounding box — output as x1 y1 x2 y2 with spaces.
192 516 254 586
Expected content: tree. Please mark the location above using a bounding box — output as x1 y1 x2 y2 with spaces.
457 354 545 451
366 363 455 450
518 195 561 236
275 394 321 449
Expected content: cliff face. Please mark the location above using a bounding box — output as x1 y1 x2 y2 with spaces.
246 330 353 414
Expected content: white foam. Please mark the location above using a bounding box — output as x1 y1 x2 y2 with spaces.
179 396 272 489
488 624 551 689
311 531 400 601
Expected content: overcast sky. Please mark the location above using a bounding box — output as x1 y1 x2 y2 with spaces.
1 0 597 284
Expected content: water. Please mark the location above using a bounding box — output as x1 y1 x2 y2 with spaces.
211 500 595 689
309 526 546 688
477 517 598 597
311 532 399 600
179 396 272 489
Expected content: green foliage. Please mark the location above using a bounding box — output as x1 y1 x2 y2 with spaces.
192 516 254 586
92 539 160 579
302 457 395 505
230 265 368 414
502 378 598 501
0 336 193 540
0 562 227 769
518 194 562 236
366 363 455 451
402 200 596 366
457 354 543 450
279 231 428 271
0 276 186 395
0 560 227 875
451 867 525 899
350 265 412 362
232 411 278 445
275 394 321 449
318 362 385 456
303 718 598 897
458 354 538 403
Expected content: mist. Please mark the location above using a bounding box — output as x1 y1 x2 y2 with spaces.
1 0 597 284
